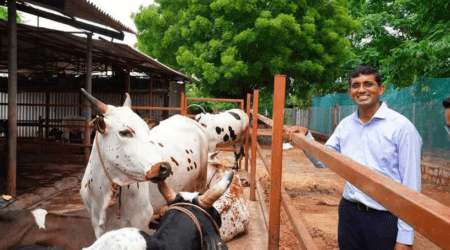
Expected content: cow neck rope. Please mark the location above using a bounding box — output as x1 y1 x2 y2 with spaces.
94 131 122 219
167 202 221 247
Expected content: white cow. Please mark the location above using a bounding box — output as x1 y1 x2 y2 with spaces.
195 108 249 170
80 89 209 238
207 152 250 242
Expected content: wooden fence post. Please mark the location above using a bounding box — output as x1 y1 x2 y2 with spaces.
250 89 259 201
268 74 286 250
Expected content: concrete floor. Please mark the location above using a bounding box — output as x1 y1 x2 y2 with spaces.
2 151 268 249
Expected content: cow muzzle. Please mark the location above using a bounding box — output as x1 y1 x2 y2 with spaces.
146 162 172 183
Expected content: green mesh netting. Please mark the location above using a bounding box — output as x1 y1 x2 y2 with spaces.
308 78 450 160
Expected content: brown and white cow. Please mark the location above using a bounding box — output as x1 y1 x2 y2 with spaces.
195 109 249 170
207 152 250 242
79 89 209 238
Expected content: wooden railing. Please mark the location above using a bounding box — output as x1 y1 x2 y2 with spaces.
252 75 450 250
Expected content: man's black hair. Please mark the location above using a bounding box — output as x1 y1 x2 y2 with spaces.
443 96 450 109
348 65 383 88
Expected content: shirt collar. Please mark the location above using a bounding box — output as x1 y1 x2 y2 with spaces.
352 101 388 123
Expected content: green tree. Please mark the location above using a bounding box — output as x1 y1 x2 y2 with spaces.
344 0 450 89
0 7 22 23
132 0 359 103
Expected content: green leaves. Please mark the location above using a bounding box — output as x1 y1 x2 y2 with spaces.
345 0 450 90
133 0 358 103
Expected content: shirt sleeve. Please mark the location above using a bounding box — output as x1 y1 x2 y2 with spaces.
303 131 327 168
325 124 341 153
395 121 422 245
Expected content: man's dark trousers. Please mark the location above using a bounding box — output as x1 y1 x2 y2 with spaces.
338 198 398 250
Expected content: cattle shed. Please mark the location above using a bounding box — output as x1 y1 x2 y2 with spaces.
1 0 192 197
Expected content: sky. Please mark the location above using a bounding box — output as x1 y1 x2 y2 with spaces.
18 0 155 48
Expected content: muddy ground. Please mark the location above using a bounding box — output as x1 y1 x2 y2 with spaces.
255 139 449 250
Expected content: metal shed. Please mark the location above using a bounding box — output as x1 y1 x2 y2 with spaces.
1 0 191 197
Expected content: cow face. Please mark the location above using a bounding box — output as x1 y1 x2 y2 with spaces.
82 89 171 186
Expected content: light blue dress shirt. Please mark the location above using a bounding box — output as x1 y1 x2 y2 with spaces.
325 102 422 245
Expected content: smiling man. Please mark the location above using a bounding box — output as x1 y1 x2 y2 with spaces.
290 65 422 250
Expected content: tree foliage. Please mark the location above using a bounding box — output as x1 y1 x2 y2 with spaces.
132 0 359 103
0 7 22 23
345 0 450 89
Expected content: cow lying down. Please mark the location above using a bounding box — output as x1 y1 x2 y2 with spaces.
83 171 234 250
0 208 96 250
207 152 250 242
195 109 249 170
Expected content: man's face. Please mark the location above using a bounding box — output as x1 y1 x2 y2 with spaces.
348 74 385 108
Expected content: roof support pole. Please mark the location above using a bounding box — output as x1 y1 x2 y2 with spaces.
7 0 18 197
84 33 92 165
125 66 131 94
268 74 286 250
148 75 153 118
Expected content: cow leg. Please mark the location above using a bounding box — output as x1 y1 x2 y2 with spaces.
232 146 245 170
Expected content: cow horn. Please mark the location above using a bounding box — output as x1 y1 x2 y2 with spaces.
198 171 234 208
123 93 132 108
81 88 108 114
157 181 177 203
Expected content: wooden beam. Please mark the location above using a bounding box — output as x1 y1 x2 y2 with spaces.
10 3 125 40
268 75 286 250
250 89 259 201
84 33 92 165
7 0 17 197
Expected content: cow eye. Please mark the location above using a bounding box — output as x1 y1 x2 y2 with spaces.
119 130 133 138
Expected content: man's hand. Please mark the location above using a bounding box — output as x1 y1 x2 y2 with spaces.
288 126 309 141
395 243 413 250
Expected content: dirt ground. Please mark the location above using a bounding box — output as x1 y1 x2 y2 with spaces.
1 138 449 250
254 139 450 250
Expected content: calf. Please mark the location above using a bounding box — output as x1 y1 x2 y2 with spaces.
207 152 250 242
48 128 63 141
60 115 92 143
83 171 233 250
195 109 249 170
0 208 96 250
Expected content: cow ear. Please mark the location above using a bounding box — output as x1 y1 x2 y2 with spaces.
123 93 132 108
198 171 233 208
157 181 177 203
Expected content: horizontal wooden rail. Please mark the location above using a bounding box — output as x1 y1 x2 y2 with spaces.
291 133 450 249
0 103 181 112
256 142 319 250
256 112 450 249
0 103 89 107
131 106 181 111
186 97 244 103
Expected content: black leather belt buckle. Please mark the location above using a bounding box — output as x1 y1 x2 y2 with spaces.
356 201 370 211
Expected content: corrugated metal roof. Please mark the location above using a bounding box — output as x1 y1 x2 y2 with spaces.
0 20 192 83
20 0 136 34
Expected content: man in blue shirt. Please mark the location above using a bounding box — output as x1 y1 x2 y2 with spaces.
289 66 422 250
444 97 450 138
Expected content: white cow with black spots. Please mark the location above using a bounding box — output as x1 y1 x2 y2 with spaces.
195 109 249 170
80 89 209 238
